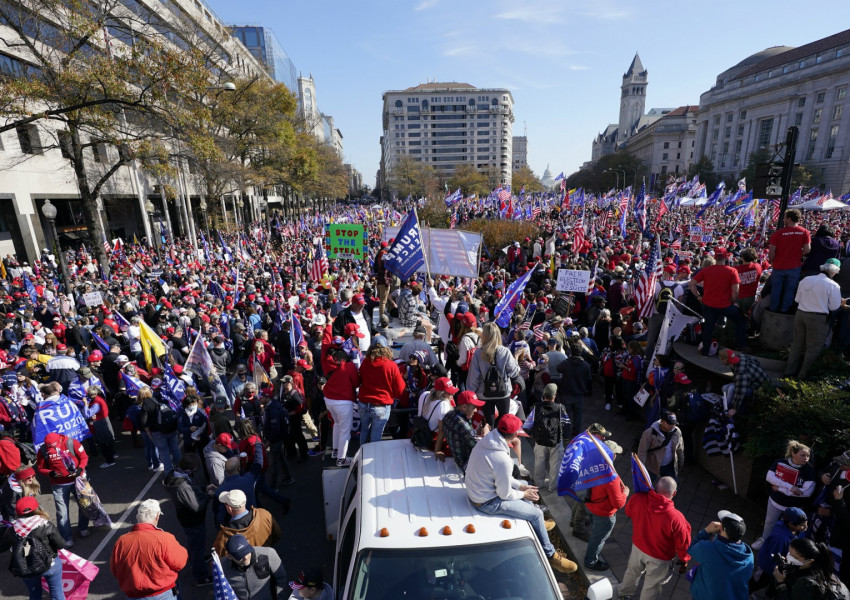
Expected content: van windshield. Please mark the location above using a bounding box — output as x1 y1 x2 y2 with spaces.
348 539 560 600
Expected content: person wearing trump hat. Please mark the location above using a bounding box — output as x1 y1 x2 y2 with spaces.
290 566 334 600
464 412 578 574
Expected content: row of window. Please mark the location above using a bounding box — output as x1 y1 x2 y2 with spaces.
752 47 849 81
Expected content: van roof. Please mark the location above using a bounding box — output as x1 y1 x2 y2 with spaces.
356 439 533 549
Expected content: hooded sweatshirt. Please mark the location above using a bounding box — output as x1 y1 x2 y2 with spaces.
465 429 523 504
757 520 805 574
625 490 691 562
688 530 754 600
162 470 210 528
203 439 229 487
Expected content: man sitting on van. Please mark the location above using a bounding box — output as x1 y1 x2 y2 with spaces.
435 390 487 472
465 414 577 574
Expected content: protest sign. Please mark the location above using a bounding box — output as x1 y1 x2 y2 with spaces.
32 394 92 449
325 224 366 259
556 269 591 292
81 291 103 307
42 549 99 600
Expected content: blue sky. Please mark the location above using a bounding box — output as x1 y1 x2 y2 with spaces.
207 0 847 188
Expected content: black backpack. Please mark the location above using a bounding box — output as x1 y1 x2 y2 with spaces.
411 400 441 449
481 353 511 400
10 530 52 578
262 400 290 442
14 440 37 467
156 401 178 432
531 402 564 447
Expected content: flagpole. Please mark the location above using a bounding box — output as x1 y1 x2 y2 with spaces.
721 386 739 495
413 204 432 281
493 261 539 325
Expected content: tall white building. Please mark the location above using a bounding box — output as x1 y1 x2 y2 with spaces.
512 136 528 172
695 28 850 193
0 0 277 262
381 82 515 190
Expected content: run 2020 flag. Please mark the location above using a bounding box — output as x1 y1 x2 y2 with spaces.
32 394 91 450
383 209 425 280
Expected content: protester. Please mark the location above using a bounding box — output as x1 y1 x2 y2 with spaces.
637 410 685 482
522 383 570 492
110 499 188 600
688 510 754 600
290 566 334 600
222 534 288 599
583 438 628 571
212 490 281 556
35 431 89 546
466 322 521 428
434 390 487 472
357 340 405 445
768 209 811 314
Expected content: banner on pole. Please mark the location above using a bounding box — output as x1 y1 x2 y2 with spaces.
324 223 367 260
556 269 591 293
383 226 482 279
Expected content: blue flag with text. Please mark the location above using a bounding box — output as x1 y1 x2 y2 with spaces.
383 209 425 280
557 432 618 500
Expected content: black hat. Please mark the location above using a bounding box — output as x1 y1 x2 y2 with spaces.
290 566 324 590
661 411 678 425
225 534 252 560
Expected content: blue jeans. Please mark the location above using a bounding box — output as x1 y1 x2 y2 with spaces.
769 267 801 313
143 433 161 469
131 591 176 600
53 483 88 542
475 496 555 557
701 304 747 353
585 513 616 565
358 403 391 445
23 556 64 600
182 523 209 584
151 431 181 472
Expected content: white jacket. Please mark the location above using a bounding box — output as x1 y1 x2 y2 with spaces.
465 429 523 504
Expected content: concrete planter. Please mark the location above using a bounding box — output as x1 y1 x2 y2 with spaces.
692 424 755 498
759 310 795 352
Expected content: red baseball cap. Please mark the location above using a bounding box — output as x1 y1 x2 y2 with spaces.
496 414 523 435
456 390 484 407
215 433 234 447
296 359 312 371
433 377 459 395
344 323 365 339
674 372 692 385
88 351 103 362
15 496 39 516
352 294 366 306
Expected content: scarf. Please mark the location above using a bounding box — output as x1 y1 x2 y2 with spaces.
13 514 47 537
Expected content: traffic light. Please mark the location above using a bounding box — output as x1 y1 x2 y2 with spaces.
753 162 784 199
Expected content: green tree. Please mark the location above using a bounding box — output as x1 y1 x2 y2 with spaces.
511 165 544 194
739 148 771 192
448 164 488 197
565 151 647 193
418 197 450 228
387 156 438 198
687 156 721 191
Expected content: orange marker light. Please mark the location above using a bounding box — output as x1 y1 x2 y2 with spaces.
418 527 429 537
501 519 512 529
379 528 389 537
441 526 453 535
465 524 476 533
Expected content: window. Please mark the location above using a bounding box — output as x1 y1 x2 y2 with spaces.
58 131 72 159
663 142 669 149
737 125 744 136
826 125 839 158
712 129 719 141
661 165 667 175
677 153 681 159
816 91 825 104
726 113 734 123
797 97 806 107
833 105 843 121
725 126 731 138
662 153 668 160
739 110 747 119
758 118 773 147
795 113 803 126
816 52 828 63
713 115 721 126
678 141 682 148
16 125 38 154
734 140 742 166
806 129 818 160
836 87 847 101
813 109 822 124
799 60 807 68
722 142 729 154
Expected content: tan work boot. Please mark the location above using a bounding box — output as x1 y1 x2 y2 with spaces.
544 519 557 531
549 550 578 573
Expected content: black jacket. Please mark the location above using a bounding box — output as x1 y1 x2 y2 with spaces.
162 471 210 528
0 520 65 562
556 356 592 397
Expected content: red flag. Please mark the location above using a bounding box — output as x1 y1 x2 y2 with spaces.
657 199 668 220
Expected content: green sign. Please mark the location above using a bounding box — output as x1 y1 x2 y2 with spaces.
325 223 366 259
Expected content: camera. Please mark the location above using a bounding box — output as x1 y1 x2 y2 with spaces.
774 553 789 573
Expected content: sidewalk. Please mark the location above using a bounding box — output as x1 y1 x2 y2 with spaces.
524 388 765 599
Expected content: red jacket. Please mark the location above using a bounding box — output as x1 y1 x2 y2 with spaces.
585 477 628 517
35 434 88 485
239 435 268 474
625 490 692 562
0 438 21 475
321 324 359 401
110 523 188 598
358 357 405 406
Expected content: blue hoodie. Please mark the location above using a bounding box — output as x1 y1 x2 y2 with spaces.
689 530 754 600
757 520 805 574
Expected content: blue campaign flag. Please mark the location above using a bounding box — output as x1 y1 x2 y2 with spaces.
185 335 229 402
493 264 537 328
217 232 233 262
162 364 186 411
90 330 111 354
31 394 91 450
724 191 753 215
122 372 145 397
634 182 647 232
22 272 38 304
159 222 168 245
631 454 654 493
445 188 462 206
554 171 565 181
557 432 618 500
695 182 725 219
383 209 425 280
112 310 130 331
289 311 304 358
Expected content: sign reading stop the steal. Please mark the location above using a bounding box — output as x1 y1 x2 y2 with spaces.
325 224 366 259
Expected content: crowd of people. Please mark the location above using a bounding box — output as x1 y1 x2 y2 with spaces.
0 192 848 599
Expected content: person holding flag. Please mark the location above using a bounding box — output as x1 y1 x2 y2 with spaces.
618 469 692 600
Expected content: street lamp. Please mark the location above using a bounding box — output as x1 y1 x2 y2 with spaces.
40 200 72 295
199 198 210 239
602 168 620 190
617 166 635 189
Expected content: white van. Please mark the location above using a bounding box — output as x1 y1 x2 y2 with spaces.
324 438 563 600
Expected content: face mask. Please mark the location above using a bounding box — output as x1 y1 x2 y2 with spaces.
785 554 806 567
185 406 197 417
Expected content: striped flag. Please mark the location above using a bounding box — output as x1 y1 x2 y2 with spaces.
573 208 586 252
586 263 598 296
309 241 328 282
532 323 545 341
635 236 662 320
211 552 239 600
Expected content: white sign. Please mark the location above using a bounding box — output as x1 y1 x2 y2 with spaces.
383 227 482 279
556 269 590 292
82 291 103 307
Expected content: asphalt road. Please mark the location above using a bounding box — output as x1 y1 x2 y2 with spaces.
0 424 334 599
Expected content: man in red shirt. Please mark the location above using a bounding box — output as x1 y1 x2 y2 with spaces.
583 439 629 571
734 247 763 321
768 209 811 313
689 248 748 355
619 476 692 599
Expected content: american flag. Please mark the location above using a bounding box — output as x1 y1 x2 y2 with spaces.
618 193 629 216
635 236 662 320
211 552 239 600
771 198 781 222
449 212 457 229
634 182 647 232
573 208 586 251
597 208 610 231
310 241 328 281
587 262 598 296
497 187 511 205
532 323 545 341
532 204 541 218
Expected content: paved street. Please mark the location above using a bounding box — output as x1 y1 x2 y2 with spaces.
0 423 332 600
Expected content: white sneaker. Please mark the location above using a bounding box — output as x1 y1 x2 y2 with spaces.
100 462 116 469
331 450 339 460
518 464 531 478
605 403 612 411
751 537 765 550
153 464 164 472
